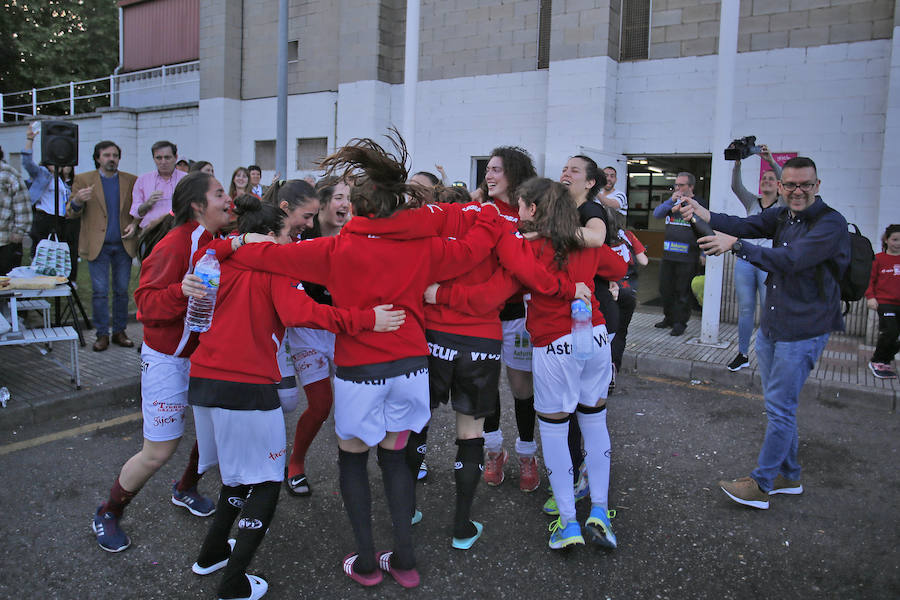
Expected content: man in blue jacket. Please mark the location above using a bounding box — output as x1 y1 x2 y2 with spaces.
678 157 850 509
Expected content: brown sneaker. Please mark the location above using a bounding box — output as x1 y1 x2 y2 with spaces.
92 335 110 352
718 476 769 509
518 455 540 492
483 448 508 486
111 331 134 348
769 474 803 495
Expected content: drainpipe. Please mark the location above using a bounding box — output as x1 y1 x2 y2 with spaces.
112 6 124 107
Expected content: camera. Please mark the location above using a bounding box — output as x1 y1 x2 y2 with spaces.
724 136 761 161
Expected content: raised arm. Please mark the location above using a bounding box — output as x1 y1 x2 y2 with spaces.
731 161 757 212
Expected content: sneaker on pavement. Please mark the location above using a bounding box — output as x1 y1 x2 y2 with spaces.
218 573 267 600
192 539 236 575
417 461 428 482
286 473 311 497
342 553 383 587
519 455 540 492
727 352 750 372
483 448 508 486
769 474 803 495
548 518 584 549
869 362 898 379
377 550 420 588
172 483 216 517
584 505 617 549
719 476 769 509
92 506 131 553
542 470 590 516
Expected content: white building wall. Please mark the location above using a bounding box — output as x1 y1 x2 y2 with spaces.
877 27 900 239
134 106 200 175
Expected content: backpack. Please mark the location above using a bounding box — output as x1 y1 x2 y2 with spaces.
774 206 874 314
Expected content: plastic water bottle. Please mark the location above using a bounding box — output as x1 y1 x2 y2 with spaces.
186 249 220 333
0 387 9 408
571 299 594 360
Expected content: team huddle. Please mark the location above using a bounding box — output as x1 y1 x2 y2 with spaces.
91 132 638 600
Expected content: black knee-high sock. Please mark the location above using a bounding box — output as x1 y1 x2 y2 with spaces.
377 446 416 570
453 437 484 539
405 426 429 479
514 396 536 442
568 416 584 484
483 391 501 433
217 481 280 600
339 449 375 573
196 484 250 568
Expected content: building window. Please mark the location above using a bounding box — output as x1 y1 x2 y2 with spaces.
538 0 552 69
288 40 299 63
620 0 650 61
296 137 328 171
255 140 276 171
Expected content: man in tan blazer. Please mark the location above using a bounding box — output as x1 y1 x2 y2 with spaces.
67 140 138 352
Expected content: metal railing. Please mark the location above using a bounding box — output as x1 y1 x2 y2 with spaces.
0 60 200 123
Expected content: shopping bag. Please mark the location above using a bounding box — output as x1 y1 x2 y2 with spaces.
32 234 71 279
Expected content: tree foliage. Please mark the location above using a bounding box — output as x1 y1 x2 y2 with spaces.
1 0 118 118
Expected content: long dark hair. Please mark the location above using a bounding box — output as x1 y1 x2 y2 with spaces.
883 224 900 252
318 128 427 219
517 177 583 270
234 194 286 235
138 172 213 260
571 155 606 202
478 146 536 205
261 178 318 210
228 166 250 199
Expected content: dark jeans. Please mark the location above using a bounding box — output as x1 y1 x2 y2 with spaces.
29 209 80 280
88 242 132 336
0 242 23 276
611 286 637 371
872 304 900 364
658 259 696 327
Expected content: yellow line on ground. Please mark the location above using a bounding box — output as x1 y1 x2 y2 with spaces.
0 412 141 457
635 374 763 401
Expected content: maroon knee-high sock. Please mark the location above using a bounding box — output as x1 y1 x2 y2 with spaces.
175 441 203 492
287 378 333 478
100 477 138 518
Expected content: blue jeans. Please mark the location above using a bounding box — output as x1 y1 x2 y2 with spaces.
88 242 132 336
751 330 829 492
733 257 766 356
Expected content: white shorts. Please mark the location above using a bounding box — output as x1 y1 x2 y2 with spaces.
333 368 430 447
140 344 190 442
193 406 286 487
286 327 335 386
533 325 612 415
276 338 294 380
501 317 533 372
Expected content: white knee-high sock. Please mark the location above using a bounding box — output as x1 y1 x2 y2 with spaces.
538 417 576 524
577 406 610 507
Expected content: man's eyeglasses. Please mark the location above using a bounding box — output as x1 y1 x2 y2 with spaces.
780 181 816 192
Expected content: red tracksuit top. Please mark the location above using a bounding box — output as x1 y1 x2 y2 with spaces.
225 205 504 371
356 201 576 340
188 258 375 385
865 252 900 305
440 236 627 347
135 221 217 357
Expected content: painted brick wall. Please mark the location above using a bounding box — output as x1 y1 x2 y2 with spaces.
618 39 890 242
649 0 894 60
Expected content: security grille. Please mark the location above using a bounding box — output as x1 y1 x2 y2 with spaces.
620 0 650 61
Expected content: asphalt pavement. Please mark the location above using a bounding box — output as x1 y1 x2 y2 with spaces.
0 372 896 599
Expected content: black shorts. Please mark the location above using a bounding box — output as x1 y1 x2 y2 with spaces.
426 329 501 418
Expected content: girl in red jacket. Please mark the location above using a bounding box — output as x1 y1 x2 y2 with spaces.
223 132 505 589
91 173 231 554
866 224 900 379
432 178 627 551
186 194 403 600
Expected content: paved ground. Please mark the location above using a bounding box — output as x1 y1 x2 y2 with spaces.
0 371 896 599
